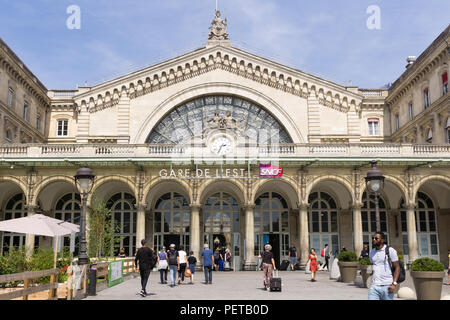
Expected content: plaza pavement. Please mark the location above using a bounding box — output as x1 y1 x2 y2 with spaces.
84 269 450 300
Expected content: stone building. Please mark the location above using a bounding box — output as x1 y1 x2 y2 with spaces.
0 13 449 270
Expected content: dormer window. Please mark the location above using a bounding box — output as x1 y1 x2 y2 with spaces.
368 118 380 136
424 88 430 108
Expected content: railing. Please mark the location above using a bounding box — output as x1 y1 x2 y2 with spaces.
0 269 59 300
0 143 449 160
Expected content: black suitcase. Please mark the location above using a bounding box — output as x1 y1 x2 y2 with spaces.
279 260 289 271
270 271 282 292
294 262 302 270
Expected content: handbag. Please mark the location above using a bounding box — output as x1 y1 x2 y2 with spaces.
184 267 192 278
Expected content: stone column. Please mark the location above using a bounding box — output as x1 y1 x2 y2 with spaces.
135 203 147 249
352 203 363 256
190 204 201 267
406 204 418 262
243 204 256 270
298 203 309 266
24 205 37 258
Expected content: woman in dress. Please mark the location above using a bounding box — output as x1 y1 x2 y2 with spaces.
307 248 318 282
260 244 277 291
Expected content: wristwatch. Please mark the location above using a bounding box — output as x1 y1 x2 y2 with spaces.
392 281 398 286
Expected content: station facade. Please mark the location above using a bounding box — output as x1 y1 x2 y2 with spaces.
0 14 449 269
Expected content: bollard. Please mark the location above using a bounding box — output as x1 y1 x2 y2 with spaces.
88 267 97 296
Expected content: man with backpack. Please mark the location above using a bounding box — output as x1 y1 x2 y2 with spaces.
368 232 401 300
135 239 155 297
167 244 179 288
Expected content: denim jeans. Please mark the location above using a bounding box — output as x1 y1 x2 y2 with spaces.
204 265 212 283
368 285 395 300
169 265 178 285
159 268 168 283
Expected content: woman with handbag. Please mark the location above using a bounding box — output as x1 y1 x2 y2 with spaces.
187 251 197 284
306 248 318 282
157 246 168 284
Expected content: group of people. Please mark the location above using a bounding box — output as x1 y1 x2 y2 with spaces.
134 241 223 297
213 247 232 271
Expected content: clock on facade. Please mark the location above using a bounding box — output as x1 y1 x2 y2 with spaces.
210 136 232 155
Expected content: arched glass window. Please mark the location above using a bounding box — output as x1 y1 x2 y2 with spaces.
361 192 388 249
1 194 29 254
204 192 240 257
308 192 339 254
153 192 190 253
400 192 439 261
54 193 81 255
106 192 137 256
146 95 293 145
254 192 290 263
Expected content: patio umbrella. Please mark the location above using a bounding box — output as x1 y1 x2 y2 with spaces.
0 214 80 268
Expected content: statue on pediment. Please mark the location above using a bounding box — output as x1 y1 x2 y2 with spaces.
208 10 229 40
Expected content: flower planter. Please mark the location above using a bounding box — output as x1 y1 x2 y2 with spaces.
410 271 445 300
338 261 359 283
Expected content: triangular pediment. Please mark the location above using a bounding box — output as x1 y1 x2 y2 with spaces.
73 44 363 113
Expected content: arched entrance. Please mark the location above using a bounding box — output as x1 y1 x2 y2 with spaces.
361 191 389 249
254 192 290 268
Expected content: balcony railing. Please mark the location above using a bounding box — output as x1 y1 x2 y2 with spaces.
1 143 449 161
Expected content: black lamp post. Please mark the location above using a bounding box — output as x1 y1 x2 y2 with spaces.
365 160 385 232
74 166 95 265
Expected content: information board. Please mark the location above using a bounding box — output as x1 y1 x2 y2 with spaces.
108 260 124 287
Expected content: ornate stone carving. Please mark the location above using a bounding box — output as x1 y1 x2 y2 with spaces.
208 10 229 40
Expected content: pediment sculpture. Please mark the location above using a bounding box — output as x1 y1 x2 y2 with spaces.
208 10 229 40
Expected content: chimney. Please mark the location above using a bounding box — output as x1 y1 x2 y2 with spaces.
406 56 416 68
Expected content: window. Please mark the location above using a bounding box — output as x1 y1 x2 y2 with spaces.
426 128 432 144
36 114 41 131
395 114 400 131
368 118 379 136
423 88 430 108
5 130 12 143
7 87 14 107
54 193 81 255
57 120 68 136
408 102 414 121
446 118 450 143
443 72 448 95
361 192 388 249
23 102 29 121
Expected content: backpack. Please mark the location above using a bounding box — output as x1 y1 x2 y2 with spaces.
385 246 406 283
321 249 325 257
168 250 178 265
151 251 158 267
214 251 220 260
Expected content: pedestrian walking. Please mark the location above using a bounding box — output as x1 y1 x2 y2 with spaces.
167 244 179 288
321 244 330 271
360 245 369 259
187 251 197 284
157 246 168 284
202 243 214 284
307 248 318 282
260 244 277 291
135 239 155 297
288 243 298 271
368 232 400 300
213 248 222 271
178 245 188 284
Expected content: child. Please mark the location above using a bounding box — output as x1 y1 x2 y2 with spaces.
187 251 197 284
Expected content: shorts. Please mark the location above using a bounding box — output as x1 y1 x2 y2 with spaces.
189 264 196 274
289 257 298 264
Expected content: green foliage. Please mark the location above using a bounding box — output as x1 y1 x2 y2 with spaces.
337 251 357 262
87 195 120 259
28 248 54 284
359 257 371 265
0 247 28 287
410 257 445 272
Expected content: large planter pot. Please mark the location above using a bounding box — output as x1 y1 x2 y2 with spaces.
359 265 370 288
338 261 359 283
410 271 445 300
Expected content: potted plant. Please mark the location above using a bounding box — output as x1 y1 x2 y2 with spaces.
410 257 445 300
358 257 371 288
337 251 358 283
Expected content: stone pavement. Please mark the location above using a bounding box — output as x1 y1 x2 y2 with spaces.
84 269 450 300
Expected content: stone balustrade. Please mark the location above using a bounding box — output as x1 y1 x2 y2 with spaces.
0 143 449 160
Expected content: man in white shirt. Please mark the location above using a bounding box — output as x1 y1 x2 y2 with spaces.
368 231 400 300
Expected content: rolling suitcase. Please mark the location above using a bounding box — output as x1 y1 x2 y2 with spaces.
270 270 282 292
279 260 289 271
294 262 302 270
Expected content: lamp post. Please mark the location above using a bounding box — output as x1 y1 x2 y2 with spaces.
365 160 385 232
74 166 95 265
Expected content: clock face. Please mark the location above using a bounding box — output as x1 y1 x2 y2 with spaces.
210 136 232 155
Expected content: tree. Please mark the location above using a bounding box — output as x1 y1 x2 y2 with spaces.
87 196 119 259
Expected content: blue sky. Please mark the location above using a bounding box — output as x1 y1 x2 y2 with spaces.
0 0 449 89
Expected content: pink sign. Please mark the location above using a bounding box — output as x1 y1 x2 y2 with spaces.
259 164 284 177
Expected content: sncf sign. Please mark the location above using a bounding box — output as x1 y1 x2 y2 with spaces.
259 164 284 177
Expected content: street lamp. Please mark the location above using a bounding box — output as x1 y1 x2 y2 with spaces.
365 160 385 232
74 166 95 265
